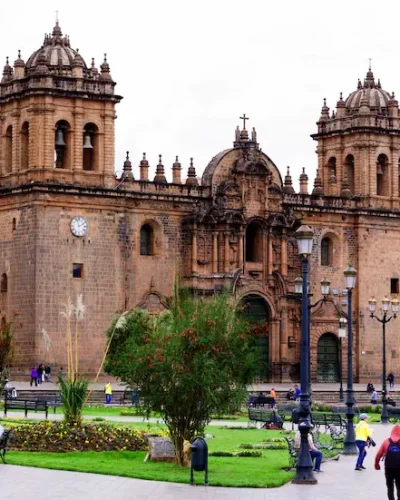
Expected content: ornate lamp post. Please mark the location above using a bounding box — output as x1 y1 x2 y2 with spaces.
343 265 358 455
293 225 316 485
338 317 347 403
368 297 399 424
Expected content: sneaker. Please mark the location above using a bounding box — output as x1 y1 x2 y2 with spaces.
355 467 363 471
360 466 366 470
313 469 323 472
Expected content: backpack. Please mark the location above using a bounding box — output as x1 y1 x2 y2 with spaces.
385 439 400 468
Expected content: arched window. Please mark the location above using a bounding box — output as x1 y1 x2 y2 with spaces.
140 225 154 256
54 120 71 169
21 122 29 170
245 222 263 262
377 154 389 196
1 274 8 293
321 237 332 266
328 157 337 182
344 154 355 193
5 125 13 173
83 123 99 171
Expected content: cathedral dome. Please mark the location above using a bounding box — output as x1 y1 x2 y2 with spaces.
345 68 391 113
25 22 88 75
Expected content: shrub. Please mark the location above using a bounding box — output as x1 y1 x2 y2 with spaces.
209 450 262 457
58 376 89 426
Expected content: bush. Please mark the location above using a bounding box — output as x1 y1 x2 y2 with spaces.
9 421 147 452
209 450 262 457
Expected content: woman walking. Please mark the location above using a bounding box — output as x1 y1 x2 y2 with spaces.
355 413 373 471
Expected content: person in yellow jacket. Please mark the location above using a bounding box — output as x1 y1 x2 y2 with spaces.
355 413 373 470
104 382 112 405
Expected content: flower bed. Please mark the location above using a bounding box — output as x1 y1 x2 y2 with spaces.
8 421 147 453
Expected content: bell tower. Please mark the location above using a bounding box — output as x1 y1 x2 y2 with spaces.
311 66 400 205
0 21 122 187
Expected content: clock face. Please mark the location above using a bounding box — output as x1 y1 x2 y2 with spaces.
70 216 88 237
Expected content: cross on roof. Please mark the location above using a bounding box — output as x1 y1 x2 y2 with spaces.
239 114 249 130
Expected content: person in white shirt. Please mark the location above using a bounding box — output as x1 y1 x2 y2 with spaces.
295 430 323 472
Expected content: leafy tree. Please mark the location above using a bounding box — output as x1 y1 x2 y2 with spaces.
105 290 264 465
0 319 14 394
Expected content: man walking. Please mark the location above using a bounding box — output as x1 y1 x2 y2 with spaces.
355 413 373 470
375 424 400 500
104 382 112 405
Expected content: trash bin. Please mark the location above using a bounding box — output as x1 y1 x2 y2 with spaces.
190 437 208 485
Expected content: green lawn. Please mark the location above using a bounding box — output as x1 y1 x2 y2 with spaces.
6 426 295 488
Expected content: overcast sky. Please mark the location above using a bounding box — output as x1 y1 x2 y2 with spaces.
1 0 400 188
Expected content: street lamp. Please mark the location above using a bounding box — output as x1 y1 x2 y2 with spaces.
343 265 358 455
292 225 316 485
338 317 347 403
369 296 398 424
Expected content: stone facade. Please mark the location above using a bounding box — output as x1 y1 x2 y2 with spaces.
1 24 399 382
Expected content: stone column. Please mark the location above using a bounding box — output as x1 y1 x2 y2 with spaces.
191 223 197 275
11 110 20 173
73 106 84 172
281 230 287 276
212 232 218 273
238 229 244 270
262 229 267 280
224 231 230 273
267 228 273 276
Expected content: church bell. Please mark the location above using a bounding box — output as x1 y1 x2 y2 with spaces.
377 161 383 175
55 128 66 148
83 133 93 149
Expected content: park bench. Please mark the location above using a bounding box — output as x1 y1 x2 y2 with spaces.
284 436 298 469
248 409 284 428
4 399 48 419
332 405 360 421
35 394 62 414
388 407 400 423
328 424 344 449
247 396 274 408
0 429 12 464
277 403 297 420
311 413 343 432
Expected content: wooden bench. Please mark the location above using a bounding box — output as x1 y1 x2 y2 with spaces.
248 409 284 428
0 429 12 464
247 396 275 408
4 399 48 419
311 413 343 432
388 407 400 423
328 424 344 448
35 394 62 414
284 436 298 469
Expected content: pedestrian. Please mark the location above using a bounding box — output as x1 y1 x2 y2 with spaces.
371 389 378 405
37 364 44 385
286 388 294 401
295 428 323 472
375 424 400 500
355 413 373 470
388 373 395 390
44 364 52 383
58 367 64 379
270 388 277 408
104 382 112 404
131 387 139 406
367 381 375 393
30 366 38 387
294 384 301 401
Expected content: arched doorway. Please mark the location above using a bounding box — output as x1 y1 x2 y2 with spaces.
241 294 269 381
317 333 339 382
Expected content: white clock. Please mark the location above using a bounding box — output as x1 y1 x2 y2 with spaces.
70 216 88 237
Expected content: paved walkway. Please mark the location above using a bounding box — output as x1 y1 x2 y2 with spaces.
0 424 392 499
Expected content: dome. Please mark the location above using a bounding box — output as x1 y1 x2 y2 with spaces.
25 22 88 76
345 69 391 113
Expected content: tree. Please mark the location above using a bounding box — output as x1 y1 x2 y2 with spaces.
105 289 264 465
0 319 14 394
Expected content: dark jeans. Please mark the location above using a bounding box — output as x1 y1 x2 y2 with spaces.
37 374 42 385
30 377 37 387
386 468 400 500
105 394 112 404
310 449 323 471
355 440 367 468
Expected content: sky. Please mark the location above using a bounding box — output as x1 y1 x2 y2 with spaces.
1 0 400 187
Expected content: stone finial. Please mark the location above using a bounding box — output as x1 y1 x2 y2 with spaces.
139 152 149 181
359 90 370 114
14 50 25 68
283 166 295 194
154 154 167 184
357 78 362 89
35 49 49 74
299 167 309 195
312 169 324 196
121 151 134 181
186 158 199 186
1 57 13 83
90 58 99 78
99 53 113 81
251 127 257 143
172 155 182 184
319 97 330 121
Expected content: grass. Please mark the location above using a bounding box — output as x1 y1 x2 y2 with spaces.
6 425 295 488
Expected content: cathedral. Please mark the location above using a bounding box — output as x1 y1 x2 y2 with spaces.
1 22 399 382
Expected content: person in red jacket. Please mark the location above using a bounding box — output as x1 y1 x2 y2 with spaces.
375 424 400 500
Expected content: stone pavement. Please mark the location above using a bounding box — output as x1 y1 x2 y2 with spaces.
0 424 392 500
